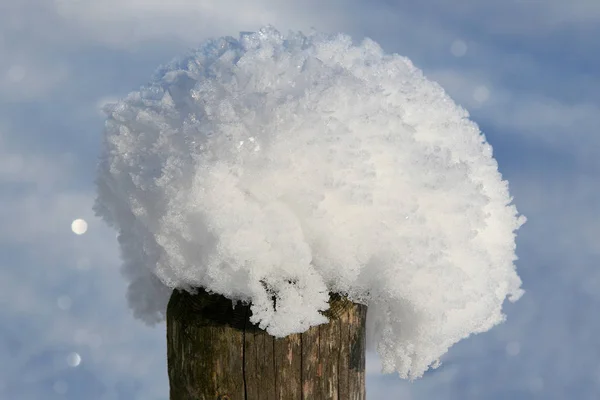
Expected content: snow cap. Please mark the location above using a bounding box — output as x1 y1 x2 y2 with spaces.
95 26 525 379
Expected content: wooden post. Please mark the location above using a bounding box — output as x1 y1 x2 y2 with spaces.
167 288 367 399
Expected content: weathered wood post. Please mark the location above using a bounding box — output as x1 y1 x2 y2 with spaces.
167 288 367 399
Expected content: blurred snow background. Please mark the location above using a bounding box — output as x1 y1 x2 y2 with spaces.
1 1 599 399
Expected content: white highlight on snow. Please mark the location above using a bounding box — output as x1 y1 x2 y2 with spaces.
450 40 468 57
71 218 88 235
66 352 81 367
95 26 525 379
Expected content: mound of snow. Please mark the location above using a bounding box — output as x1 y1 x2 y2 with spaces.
95 26 525 379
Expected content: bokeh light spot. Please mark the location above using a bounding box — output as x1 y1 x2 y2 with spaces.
76 257 91 270
71 219 88 235
66 352 81 367
53 380 68 395
506 341 521 357
529 377 544 393
473 85 490 104
57 295 72 310
6 65 26 82
450 40 468 57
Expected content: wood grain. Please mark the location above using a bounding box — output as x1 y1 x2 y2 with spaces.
167 288 367 400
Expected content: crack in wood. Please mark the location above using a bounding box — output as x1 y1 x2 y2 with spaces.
167 288 366 399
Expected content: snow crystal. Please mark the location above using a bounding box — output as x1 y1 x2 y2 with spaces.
94 26 525 379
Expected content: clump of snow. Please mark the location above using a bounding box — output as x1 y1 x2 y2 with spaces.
94 26 525 379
